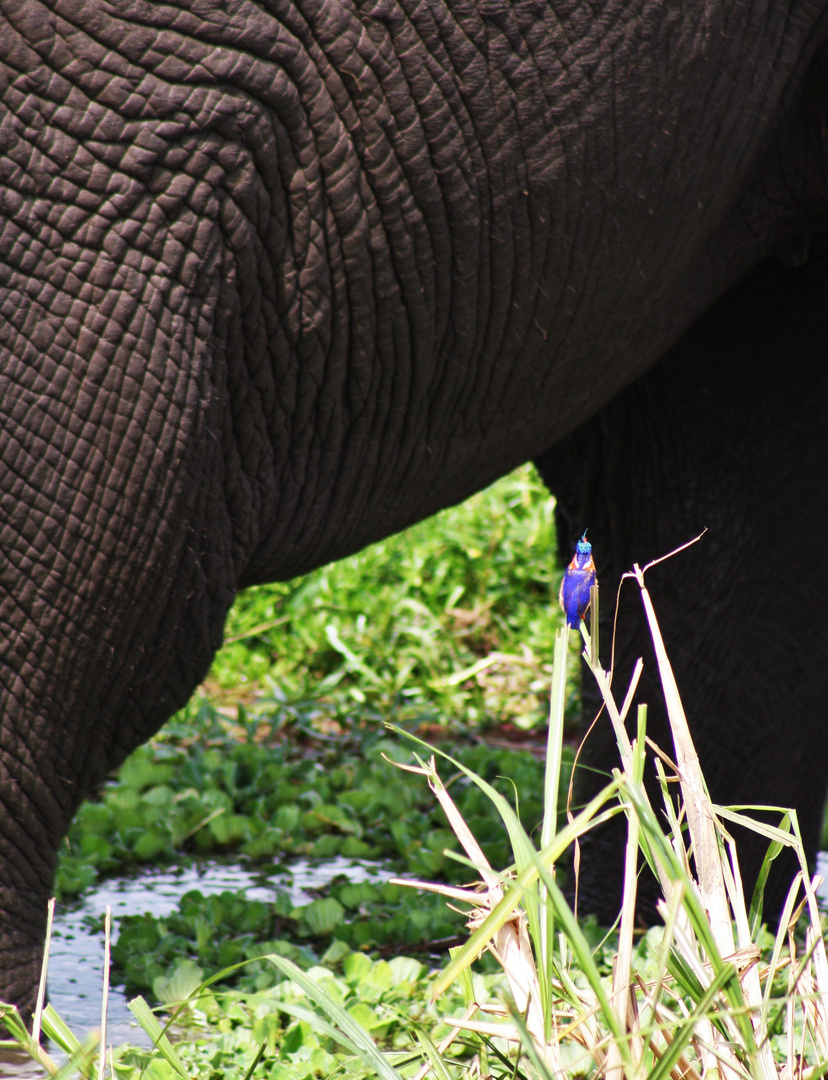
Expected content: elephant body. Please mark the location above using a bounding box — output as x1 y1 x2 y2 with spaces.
1 0 827 1009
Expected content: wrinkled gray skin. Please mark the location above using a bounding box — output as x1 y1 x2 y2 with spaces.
2 0 828 1013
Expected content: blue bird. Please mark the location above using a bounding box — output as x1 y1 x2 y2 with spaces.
559 532 597 629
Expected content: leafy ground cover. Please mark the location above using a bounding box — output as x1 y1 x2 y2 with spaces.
115 952 508 1080
206 461 567 729
59 713 550 902
72 720 552 999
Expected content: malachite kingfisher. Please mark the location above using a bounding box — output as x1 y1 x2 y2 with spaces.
559 532 596 629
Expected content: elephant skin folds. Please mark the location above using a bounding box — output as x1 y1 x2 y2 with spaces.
1 0 828 1011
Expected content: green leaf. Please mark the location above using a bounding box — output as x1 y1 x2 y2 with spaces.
388 956 424 986
40 1005 83 1056
342 951 373 983
348 1001 381 1030
152 959 205 1004
142 785 174 807
298 897 345 935
132 831 169 860
414 1026 453 1080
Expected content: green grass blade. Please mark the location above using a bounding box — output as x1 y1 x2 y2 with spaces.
241 1040 268 1080
0 1002 59 1076
541 625 568 851
40 1005 83 1055
539 625 569 1037
589 582 599 665
267 955 403 1080
128 996 190 1079
0 1002 37 1046
264 999 365 1050
508 1004 558 1080
414 1027 454 1080
647 962 736 1080
52 1039 99 1080
481 1035 533 1080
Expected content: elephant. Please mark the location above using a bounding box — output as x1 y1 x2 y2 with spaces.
538 232 828 922
2 0 828 1015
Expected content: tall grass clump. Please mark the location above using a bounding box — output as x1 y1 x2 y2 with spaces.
294 542 828 1080
389 545 828 1080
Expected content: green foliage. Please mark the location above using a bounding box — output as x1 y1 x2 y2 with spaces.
110 952 506 1080
207 464 565 728
77 726 552 996
58 722 551 892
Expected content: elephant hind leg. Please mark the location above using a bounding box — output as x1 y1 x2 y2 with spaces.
536 234 828 923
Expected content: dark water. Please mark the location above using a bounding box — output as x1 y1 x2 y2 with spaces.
1 856 388 1077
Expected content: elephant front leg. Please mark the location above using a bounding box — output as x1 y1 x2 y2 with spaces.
0 453 237 1018
0 334 242 1018
0 760 59 1018
536 237 828 924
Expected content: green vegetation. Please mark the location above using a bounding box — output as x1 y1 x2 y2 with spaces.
59 718 549 904
4 464 824 1080
208 462 561 728
77 726 550 998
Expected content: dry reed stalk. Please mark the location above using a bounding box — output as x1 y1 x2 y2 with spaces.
631 565 733 960
98 905 111 1080
388 756 563 1071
